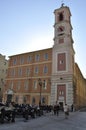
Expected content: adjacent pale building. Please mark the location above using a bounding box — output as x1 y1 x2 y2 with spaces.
0 54 8 102
3 5 86 109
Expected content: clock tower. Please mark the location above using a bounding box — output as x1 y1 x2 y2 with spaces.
51 4 75 108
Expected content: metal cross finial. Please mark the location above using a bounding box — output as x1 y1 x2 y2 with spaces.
61 0 64 7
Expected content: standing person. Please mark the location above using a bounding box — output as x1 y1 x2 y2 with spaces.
56 103 60 116
63 104 69 119
71 104 74 112
53 103 60 116
53 104 57 115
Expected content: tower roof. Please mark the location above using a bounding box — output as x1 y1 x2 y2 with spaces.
54 5 71 17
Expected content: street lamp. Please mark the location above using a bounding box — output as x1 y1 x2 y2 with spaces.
38 78 51 105
38 78 42 106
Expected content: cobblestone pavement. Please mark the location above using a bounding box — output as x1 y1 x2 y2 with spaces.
0 111 86 130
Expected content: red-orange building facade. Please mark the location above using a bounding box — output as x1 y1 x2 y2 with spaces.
3 48 52 105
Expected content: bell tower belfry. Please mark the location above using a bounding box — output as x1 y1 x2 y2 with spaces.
51 5 75 107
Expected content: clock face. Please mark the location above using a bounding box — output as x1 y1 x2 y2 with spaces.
58 26 64 32
57 26 64 36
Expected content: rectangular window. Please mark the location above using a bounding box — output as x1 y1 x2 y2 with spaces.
44 53 48 60
11 69 15 77
24 80 28 90
26 68 30 76
6 69 7 74
43 65 48 74
35 54 40 61
17 81 21 90
13 58 17 65
18 68 22 76
34 66 39 74
1 78 3 82
33 80 37 89
57 53 66 71
20 57 24 64
27 55 32 62
4 62 6 65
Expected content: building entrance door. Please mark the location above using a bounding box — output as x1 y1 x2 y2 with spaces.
7 94 12 103
59 102 63 111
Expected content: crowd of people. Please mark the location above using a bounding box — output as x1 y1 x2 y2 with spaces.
0 101 74 123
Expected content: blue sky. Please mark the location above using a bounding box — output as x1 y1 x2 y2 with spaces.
0 0 86 78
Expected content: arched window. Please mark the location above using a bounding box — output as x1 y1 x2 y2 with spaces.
59 13 64 21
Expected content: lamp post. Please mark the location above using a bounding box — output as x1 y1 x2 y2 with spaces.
38 78 51 105
38 78 42 106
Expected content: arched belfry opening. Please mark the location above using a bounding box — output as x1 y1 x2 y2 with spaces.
59 13 64 21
